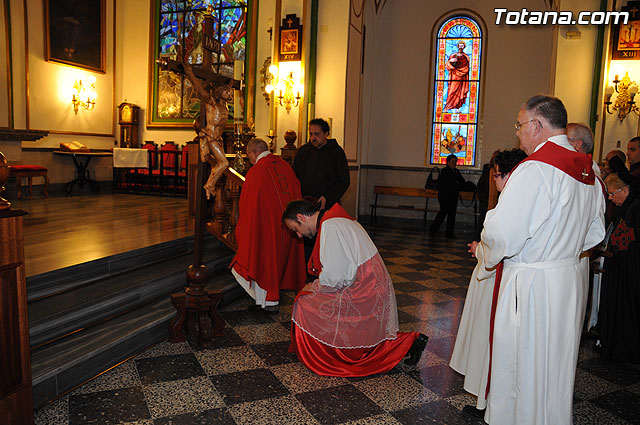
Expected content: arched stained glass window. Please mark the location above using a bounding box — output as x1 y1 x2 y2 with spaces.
430 16 482 166
150 0 247 127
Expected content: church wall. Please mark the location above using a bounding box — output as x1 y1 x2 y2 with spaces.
314 0 349 153
6 0 26 131
356 0 555 218
1 0 10 128
554 0 600 126
24 0 116 146
1 0 118 183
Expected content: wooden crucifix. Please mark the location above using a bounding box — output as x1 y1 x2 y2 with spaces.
157 11 242 201
157 8 242 347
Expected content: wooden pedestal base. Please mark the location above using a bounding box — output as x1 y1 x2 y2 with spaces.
168 265 224 348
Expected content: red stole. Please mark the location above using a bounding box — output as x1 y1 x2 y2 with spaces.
485 140 595 398
307 204 354 276
517 140 595 185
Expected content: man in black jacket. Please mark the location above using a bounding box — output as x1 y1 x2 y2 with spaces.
293 118 350 210
429 154 465 238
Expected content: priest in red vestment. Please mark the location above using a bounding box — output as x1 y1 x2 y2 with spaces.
282 200 428 376
230 138 306 313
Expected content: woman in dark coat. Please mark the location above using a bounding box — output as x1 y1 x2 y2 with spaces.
599 173 640 363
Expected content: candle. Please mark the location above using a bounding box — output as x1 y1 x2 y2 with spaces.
614 74 619 81
233 60 243 121
629 85 638 95
234 91 241 120
605 86 614 95
269 129 274 137
234 60 244 80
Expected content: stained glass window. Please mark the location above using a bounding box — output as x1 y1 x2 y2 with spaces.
150 0 247 126
430 16 482 166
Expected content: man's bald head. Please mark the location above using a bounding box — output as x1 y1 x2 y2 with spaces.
566 123 594 154
247 138 269 153
246 138 270 165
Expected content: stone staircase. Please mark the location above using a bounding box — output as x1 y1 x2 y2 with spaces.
27 235 243 409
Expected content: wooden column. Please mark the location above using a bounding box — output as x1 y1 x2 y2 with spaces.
0 209 34 425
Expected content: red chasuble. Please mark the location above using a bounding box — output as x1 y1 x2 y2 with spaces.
230 154 306 300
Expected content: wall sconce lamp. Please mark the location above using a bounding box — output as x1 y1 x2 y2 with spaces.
71 77 97 114
605 72 639 122
265 64 302 113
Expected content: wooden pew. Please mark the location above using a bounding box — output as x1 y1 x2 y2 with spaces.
369 185 477 229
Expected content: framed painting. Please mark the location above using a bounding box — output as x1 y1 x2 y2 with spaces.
279 14 302 61
611 1 640 60
44 0 106 72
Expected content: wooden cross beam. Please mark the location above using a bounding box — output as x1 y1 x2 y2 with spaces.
156 11 242 91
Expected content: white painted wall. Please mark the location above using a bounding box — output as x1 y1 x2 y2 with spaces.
554 0 600 126
314 0 349 150
360 0 555 170
23 0 116 149
0 0 10 128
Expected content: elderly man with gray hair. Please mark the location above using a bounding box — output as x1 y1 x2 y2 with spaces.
476 95 605 425
567 122 601 178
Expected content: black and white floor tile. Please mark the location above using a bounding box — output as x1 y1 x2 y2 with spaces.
35 226 639 424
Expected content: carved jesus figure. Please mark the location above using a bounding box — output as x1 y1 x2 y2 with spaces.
183 56 232 200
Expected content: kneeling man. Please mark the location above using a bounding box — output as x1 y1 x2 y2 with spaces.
282 200 428 376
230 138 306 312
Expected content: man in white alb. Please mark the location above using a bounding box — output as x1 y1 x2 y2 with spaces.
479 95 605 425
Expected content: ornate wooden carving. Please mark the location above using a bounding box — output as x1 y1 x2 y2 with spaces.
0 209 34 425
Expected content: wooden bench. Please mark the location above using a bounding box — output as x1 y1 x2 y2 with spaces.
369 185 477 229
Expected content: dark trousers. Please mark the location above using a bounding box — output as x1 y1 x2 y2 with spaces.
475 200 488 241
430 195 458 234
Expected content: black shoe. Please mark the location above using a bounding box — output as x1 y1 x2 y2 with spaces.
247 305 279 314
404 333 429 366
462 405 485 421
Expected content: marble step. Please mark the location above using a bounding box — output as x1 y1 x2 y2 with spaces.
31 266 243 409
26 235 207 302
28 242 234 348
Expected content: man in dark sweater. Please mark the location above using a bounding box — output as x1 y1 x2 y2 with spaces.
429 154 465 238
293 118 350 210
627 137 640 179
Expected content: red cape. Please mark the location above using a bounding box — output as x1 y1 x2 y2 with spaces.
308 203 354 276
231 154 306 300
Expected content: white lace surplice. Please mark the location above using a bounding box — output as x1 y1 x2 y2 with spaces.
292 218 399 349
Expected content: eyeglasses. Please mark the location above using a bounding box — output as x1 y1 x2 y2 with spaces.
607 188 624 197
514 119 542 130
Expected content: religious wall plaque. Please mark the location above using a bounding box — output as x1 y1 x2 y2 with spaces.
279 14 303 62
611 1 640 60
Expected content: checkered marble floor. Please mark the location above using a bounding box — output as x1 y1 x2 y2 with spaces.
35 226 640 424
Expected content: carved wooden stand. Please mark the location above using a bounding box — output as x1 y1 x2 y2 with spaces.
169 158 225 347
169 266 224 347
